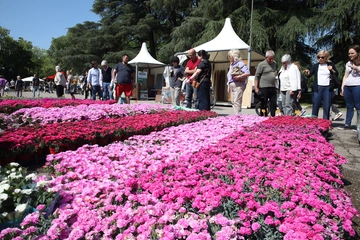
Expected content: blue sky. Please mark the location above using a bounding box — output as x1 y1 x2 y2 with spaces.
0 0 100 50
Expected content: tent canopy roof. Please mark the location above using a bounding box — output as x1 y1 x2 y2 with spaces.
129 42 166 68
176 18 264 65
22 76 44 82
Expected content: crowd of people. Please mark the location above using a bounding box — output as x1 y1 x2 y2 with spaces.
1 45 359 130
169 48 212 110
0 74 57 98
52 54 135 103
252 45 360 143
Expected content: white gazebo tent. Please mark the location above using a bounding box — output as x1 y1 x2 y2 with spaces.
176 18 265 106
129 42 166 80
22 76 44 82
128 42 166 99
176 18 264 65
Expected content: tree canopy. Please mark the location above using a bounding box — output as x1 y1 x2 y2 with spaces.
0 27 54 80
42 0 360 75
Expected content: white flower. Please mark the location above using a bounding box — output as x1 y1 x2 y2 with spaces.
11 168 16 172
21 189 33 195
25 173 37 181
1 212 8 217
0 180 9 185
8 173 21 179
9 162 20 167
6 170 10 174
15 203 28 213
47 187 54 193
36 180 50 188
0 193 8 201
14 189 21 194
0 183 10 193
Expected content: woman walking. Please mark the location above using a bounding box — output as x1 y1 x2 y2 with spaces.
15 76 24 97
304 50 339 119
54 66 67 98
226 49 250 114
339 45 360 139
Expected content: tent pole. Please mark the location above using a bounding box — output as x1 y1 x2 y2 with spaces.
136 64 138 83
247 0 254 70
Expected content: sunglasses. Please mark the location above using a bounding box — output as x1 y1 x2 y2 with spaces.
317 56 325 59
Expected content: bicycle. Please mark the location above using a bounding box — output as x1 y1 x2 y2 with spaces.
180 87 216 109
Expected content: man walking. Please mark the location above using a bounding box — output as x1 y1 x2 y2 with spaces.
254 50 278 117
32 74 41 98
184 48 200 108
113 54 135 104
88 61 103 100
101 60 113 100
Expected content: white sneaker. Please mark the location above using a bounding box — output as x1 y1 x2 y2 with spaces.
333 112 343 121
299 109 306 116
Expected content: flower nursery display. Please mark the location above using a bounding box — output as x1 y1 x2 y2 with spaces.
0 114 358 239
0 109 217 161
0 99 116 115
6 103 176 126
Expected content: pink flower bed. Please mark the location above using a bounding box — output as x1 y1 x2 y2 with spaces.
0 98 116 114
0 110 217 159
6 103 174 126
2 115 357 239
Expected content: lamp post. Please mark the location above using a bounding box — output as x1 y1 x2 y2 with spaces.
247 0 254 70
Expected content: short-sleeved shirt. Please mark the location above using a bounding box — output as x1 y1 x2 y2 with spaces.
255 60 277 88
196 59 211 81
115 63 135 84
344 61 360 86
170 65 184 88
32 77 40 86
186 58 201 79
227 60 250 85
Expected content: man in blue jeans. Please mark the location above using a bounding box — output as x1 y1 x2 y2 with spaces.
101 60 113 100
184 48 200 108
32 74 41 98
87 61 103 100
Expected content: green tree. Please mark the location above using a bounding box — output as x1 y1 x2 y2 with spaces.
0 27 35 80
313 0 360 76
31 47 54 78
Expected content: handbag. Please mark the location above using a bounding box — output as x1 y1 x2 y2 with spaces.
327 63 340 89
192 80 200 88
329 72 340 89
230 66 243 76
192 75 206 89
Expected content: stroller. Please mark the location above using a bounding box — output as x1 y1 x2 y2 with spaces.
253 90 283 116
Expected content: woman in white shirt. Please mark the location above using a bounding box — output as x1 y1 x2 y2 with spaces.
304 50 339 119
339 45 360 133
279 54 301 116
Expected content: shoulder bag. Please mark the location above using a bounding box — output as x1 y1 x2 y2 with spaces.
327 63 340 89
192 75 206 89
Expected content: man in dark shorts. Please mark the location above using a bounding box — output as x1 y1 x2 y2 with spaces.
113 54 135 104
